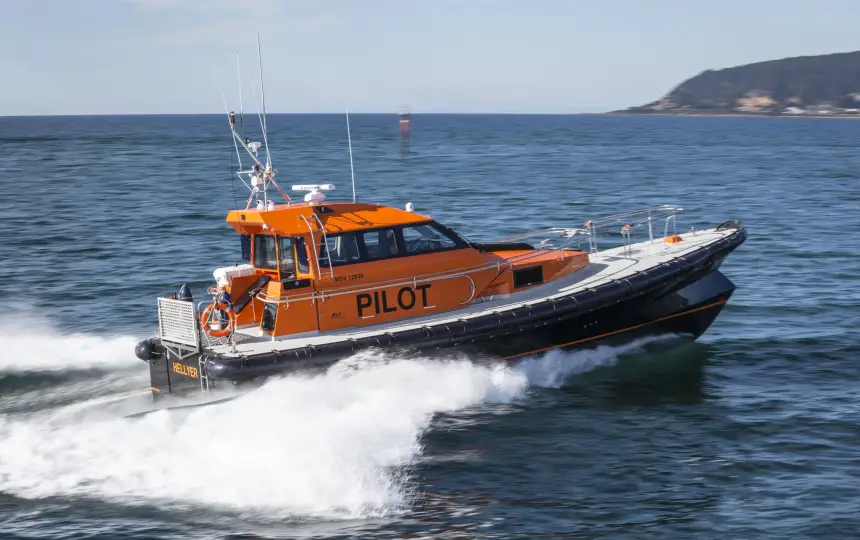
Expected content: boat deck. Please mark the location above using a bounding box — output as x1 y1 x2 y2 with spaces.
211 227 735 357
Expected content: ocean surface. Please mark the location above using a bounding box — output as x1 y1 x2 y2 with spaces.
1 113 859 539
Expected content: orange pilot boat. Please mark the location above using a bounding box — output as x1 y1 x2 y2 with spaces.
134 104 746 399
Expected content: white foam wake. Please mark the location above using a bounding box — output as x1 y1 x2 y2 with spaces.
0 340 654 519
0 313 140 373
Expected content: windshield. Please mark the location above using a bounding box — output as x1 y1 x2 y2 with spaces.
253 235 277 270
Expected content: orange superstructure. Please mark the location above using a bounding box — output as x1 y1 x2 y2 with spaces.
204 199 590 339
225 202 432 237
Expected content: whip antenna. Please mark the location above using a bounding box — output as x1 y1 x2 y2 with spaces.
256 33 272 168
346 108 356 202
236 52 244 139
217 76 245 179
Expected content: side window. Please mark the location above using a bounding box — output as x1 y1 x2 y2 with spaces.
319 233 362 267
278 237 296 280
362 229 399 260
253 235 277 270
431 222 470 246
240 234 251 261
401 224 456 254
295 237 309 274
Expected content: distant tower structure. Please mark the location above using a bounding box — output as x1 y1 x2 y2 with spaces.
397 106 411 134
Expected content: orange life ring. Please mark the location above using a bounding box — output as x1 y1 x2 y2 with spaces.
200 302 236 337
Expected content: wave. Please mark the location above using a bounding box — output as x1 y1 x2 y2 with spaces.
0 339 654 519
0 313 140 374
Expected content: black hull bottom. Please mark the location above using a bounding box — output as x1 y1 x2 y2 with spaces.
147 265 737 398
472 269 735 362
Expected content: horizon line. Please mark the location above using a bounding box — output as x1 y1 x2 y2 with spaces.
0 111 612 119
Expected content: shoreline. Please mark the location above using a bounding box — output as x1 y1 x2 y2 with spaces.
608 111 860 120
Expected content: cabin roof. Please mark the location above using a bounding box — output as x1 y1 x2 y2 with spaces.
225 201 433 236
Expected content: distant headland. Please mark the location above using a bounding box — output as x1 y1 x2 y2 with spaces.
613 51 860 117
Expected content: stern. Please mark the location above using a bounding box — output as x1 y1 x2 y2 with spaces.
137 297 208 398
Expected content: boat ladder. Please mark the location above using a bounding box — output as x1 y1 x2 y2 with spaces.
299 213 335 280
198 356 211 393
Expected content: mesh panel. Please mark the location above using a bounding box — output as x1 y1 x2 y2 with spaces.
157 298 199 348
200 330 256 349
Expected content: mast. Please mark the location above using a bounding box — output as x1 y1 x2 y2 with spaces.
220 36 291 210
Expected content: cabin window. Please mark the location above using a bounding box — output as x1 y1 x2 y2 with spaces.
362 229 399 260
240 234 251 261
295 237 309 274
319 233 362 267
261 302 277 332
278 236 297 280
401 224 457 254
253 235 277 270
513 266 544 288
432 222 471 247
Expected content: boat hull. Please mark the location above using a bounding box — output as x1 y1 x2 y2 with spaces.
144 226 744 398
468 267 735 362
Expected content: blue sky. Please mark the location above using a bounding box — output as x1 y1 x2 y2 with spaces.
2 0 859 115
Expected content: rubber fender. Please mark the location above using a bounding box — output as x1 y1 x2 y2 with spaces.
134 338 158 363
572 288 602 312
294 347 312 365
463 314 505 336
419 325 455 348
392 327 432 344
452 319 469 338
530 298 560 320
514 305 535 327
645 263 675 284
439 320 468 342
373 333 393 347
438 325 455 346
494 310 520 332
203 354 237 378
265 351 290 366
685 247 711 268
238 351 287 374
354 335 382 349
319 339 356 358
595 279 630 302
513 310 535 331
663 259 685 276
297 348 316 369
554 294 580 314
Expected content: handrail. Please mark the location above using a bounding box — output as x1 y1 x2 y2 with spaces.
496 227 588 244
310 212 335 280
491 205 683 255
459 274 476 305
581 205 682 230
299 214 334 279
